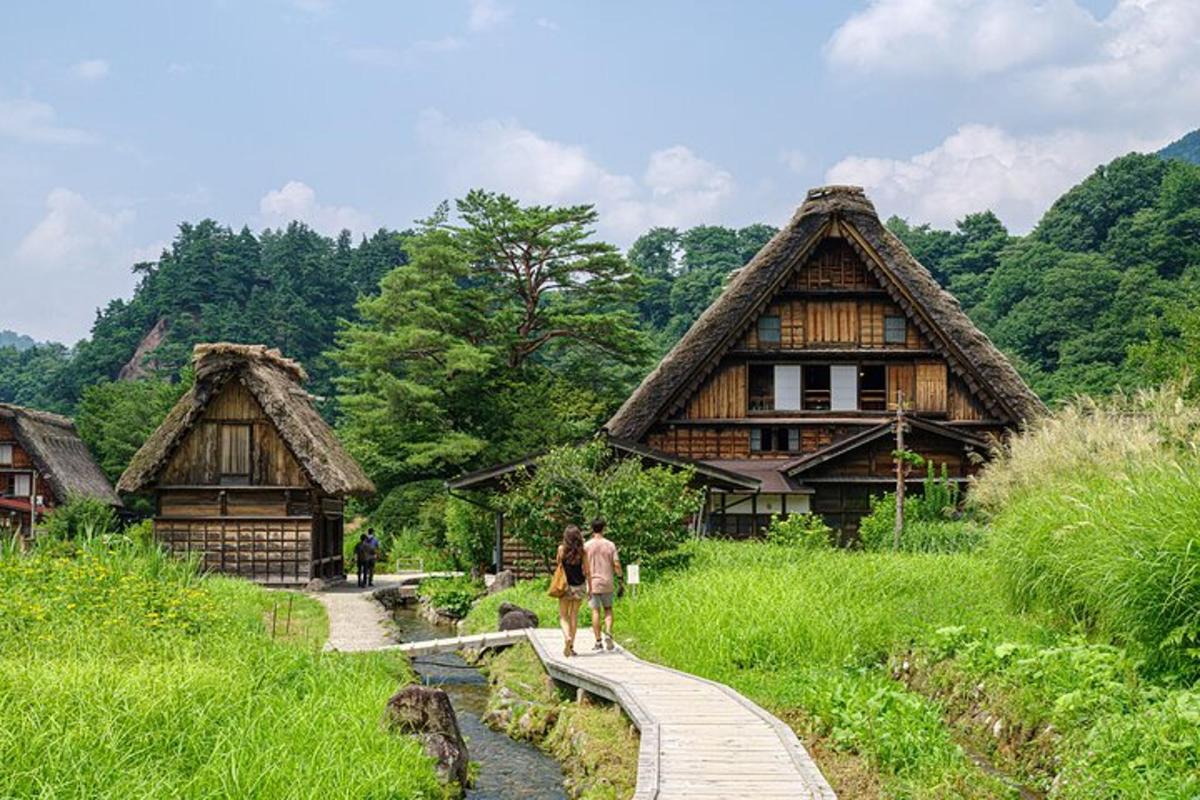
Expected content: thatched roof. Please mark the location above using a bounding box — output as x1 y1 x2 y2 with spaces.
117 343 375 497
606 186 1045 440
0 404 121 507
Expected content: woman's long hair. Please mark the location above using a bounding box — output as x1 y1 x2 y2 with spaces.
561 524 585 565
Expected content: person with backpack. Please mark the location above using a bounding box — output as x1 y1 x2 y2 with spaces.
353 533 376 588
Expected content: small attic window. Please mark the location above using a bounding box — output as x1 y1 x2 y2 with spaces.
884 316 907 344
219 424 252 485
757 315 781 344
0 444 12 466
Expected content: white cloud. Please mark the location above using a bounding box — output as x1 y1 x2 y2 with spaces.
0 98 94 145
468 0 511 32
415 110 735 243
72 59 110 81
4 189 141 343
536 17 559 31
826 0 1099 77
825 124 1155 231
259 180 375 235
1029 0 1200 122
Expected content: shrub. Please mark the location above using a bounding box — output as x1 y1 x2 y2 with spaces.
764 513 832 549
42 496 120 542
419 575 483 619
498 440 703 567
858 462 970 552
444 494 493 572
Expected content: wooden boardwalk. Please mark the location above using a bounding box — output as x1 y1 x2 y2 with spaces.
525 629 835 800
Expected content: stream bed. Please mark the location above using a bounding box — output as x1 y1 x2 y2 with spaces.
392 608 567 800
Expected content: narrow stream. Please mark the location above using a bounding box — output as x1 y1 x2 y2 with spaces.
392 608 567 800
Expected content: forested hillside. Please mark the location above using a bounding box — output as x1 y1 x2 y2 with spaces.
1160 129 1200 165
0 331 36 351
889 152 1200 402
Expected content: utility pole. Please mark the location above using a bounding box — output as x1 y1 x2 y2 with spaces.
894 390 905 550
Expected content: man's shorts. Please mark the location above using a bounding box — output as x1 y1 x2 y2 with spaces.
589 592 614 610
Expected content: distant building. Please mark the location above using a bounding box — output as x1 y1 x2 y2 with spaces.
118 344 375 584
0 404 121 536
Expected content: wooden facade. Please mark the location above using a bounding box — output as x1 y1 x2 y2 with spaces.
0 404 121 536
0 418 53 535
119 344 374 585
605 186 1043 541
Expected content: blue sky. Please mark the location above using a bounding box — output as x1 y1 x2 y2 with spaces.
2 0 1197 343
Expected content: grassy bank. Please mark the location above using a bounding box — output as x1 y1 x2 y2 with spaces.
0 539 443 799
483 642 639 800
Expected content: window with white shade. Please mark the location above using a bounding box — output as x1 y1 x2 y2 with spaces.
884 315 907 344
12 474 31 497
0 444 12 465
774 365 802 410
757 315 781 344
830 364 858 410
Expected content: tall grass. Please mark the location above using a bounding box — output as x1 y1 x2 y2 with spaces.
976 386 1200 679
0 538 442 799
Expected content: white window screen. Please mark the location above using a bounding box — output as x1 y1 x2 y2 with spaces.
787 428 800 451
0 444 12 465
774 365 802 410
750 428 763 452
830 364 858 410
884 316 907 344
12 474 31 497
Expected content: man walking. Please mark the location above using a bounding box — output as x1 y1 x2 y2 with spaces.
584 518 622 651
353 533 373 588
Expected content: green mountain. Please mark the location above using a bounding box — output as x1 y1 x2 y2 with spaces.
1159 129 1200 165
0 222 411 413
0 330 36 351
889 151 1200 403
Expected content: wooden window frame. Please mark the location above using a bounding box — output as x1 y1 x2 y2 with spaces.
748 364 775 411
757 315 782 345
859 363 887 411
219 423 253 486
884 315 907 345
802 365 831 410
750 426 801 454
11 473 32 498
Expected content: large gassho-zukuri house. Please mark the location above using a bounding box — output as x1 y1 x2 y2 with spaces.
118 344 375 584
604 185 1043 539
453 185 1043 563
0 404 121 536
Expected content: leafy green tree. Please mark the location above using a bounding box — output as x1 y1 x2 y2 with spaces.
497 440 702 568
451 190 646 369
75 377 189 482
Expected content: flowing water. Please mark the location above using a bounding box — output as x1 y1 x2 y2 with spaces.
392 609 567 800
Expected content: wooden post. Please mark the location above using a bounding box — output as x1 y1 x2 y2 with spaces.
894 389 905 550
285 595 293 635
493 511 504 574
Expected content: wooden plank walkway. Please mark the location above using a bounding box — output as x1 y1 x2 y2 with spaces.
376 630 530 656
525 629 836 800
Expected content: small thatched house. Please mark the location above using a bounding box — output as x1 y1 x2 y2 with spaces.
0 404 121 535
118 344 374 584
453 185 1044 557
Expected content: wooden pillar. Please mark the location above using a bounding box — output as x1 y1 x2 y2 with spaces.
493 511 504 573
751 493 759 538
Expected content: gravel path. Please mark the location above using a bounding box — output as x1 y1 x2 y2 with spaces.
312 572 462 652
313 575 405 652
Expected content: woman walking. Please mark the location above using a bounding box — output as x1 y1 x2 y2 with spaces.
556 524 590 657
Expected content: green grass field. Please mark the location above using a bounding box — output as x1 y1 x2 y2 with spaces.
0 540 443 800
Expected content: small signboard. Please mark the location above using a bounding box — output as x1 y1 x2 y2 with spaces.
626 563 640 585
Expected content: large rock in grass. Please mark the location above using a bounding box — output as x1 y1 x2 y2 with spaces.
488 570 516 595
497 601 539 631
384 686 468 791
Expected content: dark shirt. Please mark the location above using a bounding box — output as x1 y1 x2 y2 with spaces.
562 555 585 586
354 541 376 563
